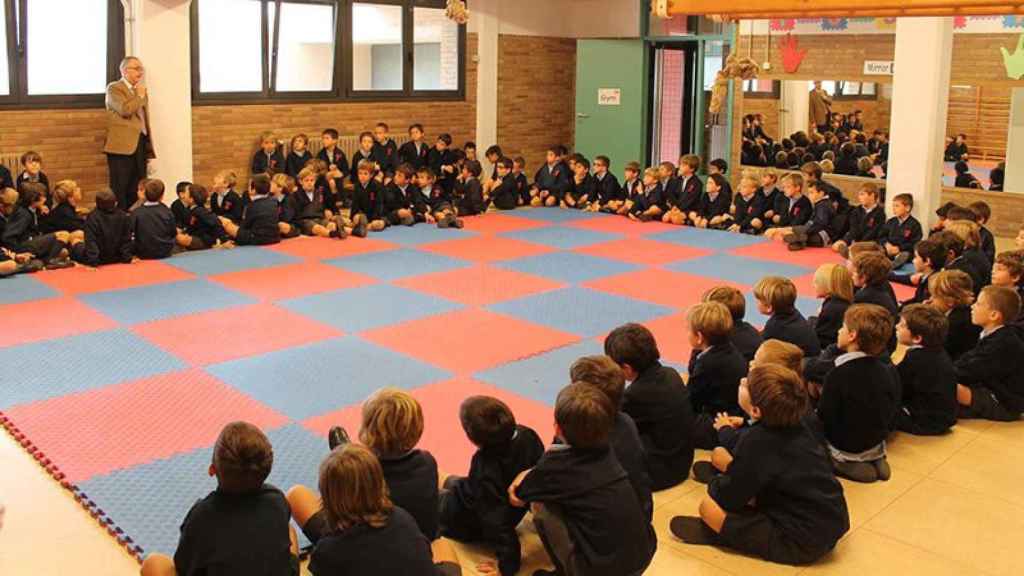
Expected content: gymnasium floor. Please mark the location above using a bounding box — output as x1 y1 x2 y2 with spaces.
942 160 998 189
1 209 1022 575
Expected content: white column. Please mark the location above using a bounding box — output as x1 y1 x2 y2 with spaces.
472 0 498 176
130 0 194 199
779 80 809 138
888 17 952 225
1003 88 1024 193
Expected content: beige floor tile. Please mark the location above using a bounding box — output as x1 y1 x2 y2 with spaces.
974 419 1024 448
448 524 553 576
930 434 1024 508
801 527 987 576
837 467 925 528
653 478 703 510
885 427 979 476
866 478 1024 576
643 546 735 575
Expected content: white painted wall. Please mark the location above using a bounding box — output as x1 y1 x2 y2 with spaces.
779 80 810 138
473 0 499 177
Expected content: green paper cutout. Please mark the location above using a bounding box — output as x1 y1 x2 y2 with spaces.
1001 34 1024 80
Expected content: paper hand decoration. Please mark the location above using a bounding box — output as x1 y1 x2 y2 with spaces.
1001 34 1024 80
779 34 807 74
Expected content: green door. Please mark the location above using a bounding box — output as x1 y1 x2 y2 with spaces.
574 39 648 177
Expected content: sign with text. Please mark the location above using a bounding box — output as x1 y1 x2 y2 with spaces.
598 88 621 106
863 60 895 75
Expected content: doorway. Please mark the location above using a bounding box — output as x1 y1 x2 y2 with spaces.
648 44 696 166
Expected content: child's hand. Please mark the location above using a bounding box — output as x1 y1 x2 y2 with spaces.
508 469 530 507
477 561 498 574
910 273 923 285
325 210 334 219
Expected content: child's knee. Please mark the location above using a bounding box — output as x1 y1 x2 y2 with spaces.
140 553 176 576
698 495 726 533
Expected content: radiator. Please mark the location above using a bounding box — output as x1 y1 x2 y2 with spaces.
298 134 411 160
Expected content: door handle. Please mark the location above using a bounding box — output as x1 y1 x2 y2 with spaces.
577 113 590 119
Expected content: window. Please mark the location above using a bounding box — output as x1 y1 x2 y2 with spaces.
806 80 877 101
191 0 465 103
0 0 124 106
742 79 780 99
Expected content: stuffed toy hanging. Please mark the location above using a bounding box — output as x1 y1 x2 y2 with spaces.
709 53 760 115
446 0 469 24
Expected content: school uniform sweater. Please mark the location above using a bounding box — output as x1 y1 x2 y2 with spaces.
607 413 653 523
955 326 1024 413
853 282 899 316
945 305 981 362
171 198 189 229
698 190 732 221
891 271 931 307
593 172 622 204
514 445 656 576
513 172 529 204
210 189 244 224
661 176 683 210
732 192 766 232
382 183 413 219
687 342 749 417
842 204 886 244
285 150 312 179
309 507 436 576
802 197 837 244
79 207 133 266
946 255 985 296
880 215 922 253
812 297 851 350
963 248 992 288
131 202 176 259
372 138 400 175
236 195 281 246
398 140 429 170
292 188 329 223
42 202 83 233
251 150 285 175
351 179 385 221
489 176 518 210
570 173 595 203
762 309 822 358
428 148 457 192
1 206 44 253
819 353 900 454
458 178 486 215
979 225 996 264
316 147 350 180
898 346 958 433
380 449 440 541
621 362 695 490
277 194 297 227
16 171 50 204
732 320 763 362
533 163 570 197
676 175 702 213
709 422 850 561
185 205 228 247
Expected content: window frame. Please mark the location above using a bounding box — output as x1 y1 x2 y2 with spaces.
0 0 125 109
831 80 878 101
741 78 780 100
190 0 466 106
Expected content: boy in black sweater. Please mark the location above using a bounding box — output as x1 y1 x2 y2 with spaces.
766 173 812 233
589 155 623 213
317 129 350 206
779 179 837 250
372 122 400 178
605 323 695 490
819 304 900 483
43 179 85 234
852 251 898 317
251 131 284 175
726 175 766 235
832 182 885 258
427 133 457 195
293 166 346 239
221 175 281 246
1 185 73 268
509 384 657 576
675 154 703 224
210 171 245 224
170 181 191 230
880 193 923 268
73 189 133 267
755 276 821 357
512 157 530 206
399 124 430 170
383 163 418 226
350 160 387 236
531 147 570 207
670 364 850 566
488 157 519 211
891 239 945 307
968 201 996 264
439 396 544 576
693 173 732 229
175 184 230 252
456 160 486 216
284 134 312 179
894 304 958 435
140 422 299 576
564 157 594 209
687 302 750 449
955 285 1024 421
416 166 464 229
704 286 762 361
132 179 176 260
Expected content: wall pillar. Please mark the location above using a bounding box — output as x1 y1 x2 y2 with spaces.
779 80 809 138
473 0 499 176
1004 88 1024 193
887 17 952 224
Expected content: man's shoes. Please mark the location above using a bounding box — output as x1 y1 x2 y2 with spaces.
328 426 350 451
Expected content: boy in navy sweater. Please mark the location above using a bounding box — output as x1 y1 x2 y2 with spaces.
350 161 387 236
317 128 350 206
755 276 821 357
693 173 732 229
210 170 244 224
564 157 595 209
968 201 996 264
605 323 695 490
704 286 762 361
955 285 1024 421
778 179 837 250
440 396 544 576
73 189 133 267
372 122 400 178
251 131 284 175
531 146 570 207
675 154 703 223
456 160 487 216
891 239 945 307
221 175 281 246
687 302 750 449
766 173 811 234
427 133 458 196
170 181 191 230
726 175 766 235
175 184 229 252
509 384 657 576
670 364 849 566
589 155 623 213
1 184 73 268
284 134 312 179
398 124 429 170
832 182 885 258
488 157 519 211
132 179 176 259
881 193 923 268
512 157 530 206
819 304 900 483
383 163 417 226
894 304 958 435
852 251 898 316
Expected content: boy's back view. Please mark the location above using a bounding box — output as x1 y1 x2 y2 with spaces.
75 188 133 266
132 179 176 259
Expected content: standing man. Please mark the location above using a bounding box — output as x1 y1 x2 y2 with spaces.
105 57 155 209
809 81 832 135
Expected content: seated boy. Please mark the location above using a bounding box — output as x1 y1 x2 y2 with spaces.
531 146 570 207
617 161 643 216
251 131 284 175
570 355 653 522
880 193 923 268
675 155 702 223
439 396 544 576
819 304 900 482
140 421 298 576
512 157 529 206
170 181 191 230
703 286 762 361
210 170 244 224
175 184 230 252
221 175 281 246
687 302 749 449
73 189 133 266
416 166 463 229
564 156 594 209
132 179 177 260
590 155 623 213
892 239 945 307
851 251 898 316
0 185 73 269
754 276 821 357
509 384 657 576
383 163 417 226
294 166 345 239
43 179 85 234
955 285 1024 422
488 157 518 211
726 175 765 235
350 160 386 236
605 323 695 490
670 365 850 566
456 160 486 216
832 183 885 258
764 173 812 234
629 168 666 222
774 180 837 251
894 304 958 435
968 201 995 264
692 173 732 229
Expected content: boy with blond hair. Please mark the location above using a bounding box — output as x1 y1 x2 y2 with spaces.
687 302 749 449
754 276 821 357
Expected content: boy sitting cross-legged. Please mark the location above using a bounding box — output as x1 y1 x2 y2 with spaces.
687 301 749 450
955 285 1024 422
894 304 958 435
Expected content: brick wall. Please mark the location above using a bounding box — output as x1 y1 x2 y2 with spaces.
496 35 576 171
0 109 109 200
192 34 478 186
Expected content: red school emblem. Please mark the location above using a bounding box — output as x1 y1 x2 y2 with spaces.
793 207 801 215
904 229 911 238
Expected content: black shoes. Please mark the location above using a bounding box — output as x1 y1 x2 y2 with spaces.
45 257 74 270
691 461 718 484
328 426 350 451
352 214 369 238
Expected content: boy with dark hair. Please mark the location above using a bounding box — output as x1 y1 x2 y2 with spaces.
852 251 898 316
16 151 51 206
617 161 643 216
428 133 457 194
590 155 623 213
703 285 762 361
693 173 732 229
456 160 486 216
894 304 958 435
74 188 133 266
171 181 191 229
754 276 821 357
0 185 73 269
833 182 885 258
383 163 417 226
350 160 386 236
892 239 946 307
140 421 298 576
292 166 345 239
687 302 749 449
512 157 529 206
399 123 429 169
439 396 544 576
565 156 594 209
819 304 900 482
531 146 571 207
727 175 766 235
509 384 657 576
175 184 230 251
317 128 350 204
483 144 503 179
605 323 695 490
780 179 837 251
670 364 849 566
132 179 176 260
489 157 518 211
675 154 703 219
955 285 1024 421
968 200 996 264
221 175 281 246
417 166 463 229
372 122 400 177
657 161 684 224
881 193 923 268
210 171 244 224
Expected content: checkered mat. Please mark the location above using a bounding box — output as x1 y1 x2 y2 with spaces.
1 209 895 561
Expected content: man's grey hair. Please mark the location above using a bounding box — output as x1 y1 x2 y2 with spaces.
119 56 142 73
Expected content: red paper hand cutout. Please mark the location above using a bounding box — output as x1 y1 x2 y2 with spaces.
779 34 807 74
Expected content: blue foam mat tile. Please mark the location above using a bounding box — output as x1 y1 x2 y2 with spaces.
665 253 814 286
475 340 604 404
511 208 606 223
0 274 60 305
167 246 301 276
324 247 471 281
371 224 477 246
487 287 674 338
647 227 767 251
0 329 186 409
279 283 462 333
206 336 452 420
497 226 623 250
79 279 257 325
494 252 641 284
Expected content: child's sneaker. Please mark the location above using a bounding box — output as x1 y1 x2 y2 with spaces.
352 213 369 238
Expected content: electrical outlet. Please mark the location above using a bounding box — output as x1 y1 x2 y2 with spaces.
762 61 772 71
